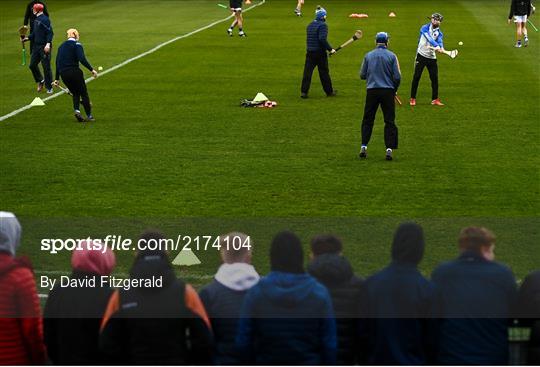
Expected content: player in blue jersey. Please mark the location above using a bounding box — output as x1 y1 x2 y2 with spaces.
410 13 446 106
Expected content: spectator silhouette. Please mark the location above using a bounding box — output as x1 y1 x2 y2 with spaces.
360 222 439 364
44 241 116 364
0 212 47 365
517 270 540 364
432 226 518 364
236 231 337 365
307 234 364 364
100 230 213 364
199 232 260 365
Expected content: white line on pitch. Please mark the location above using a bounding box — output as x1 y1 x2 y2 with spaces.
0 0 265 123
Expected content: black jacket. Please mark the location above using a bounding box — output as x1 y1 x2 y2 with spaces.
308 254 364 364
509 0 532 17
99 255 213 365
43 271 114 365
517 270 540 364
199 280 249 365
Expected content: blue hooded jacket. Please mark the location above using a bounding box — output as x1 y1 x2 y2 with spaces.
236 271 337 365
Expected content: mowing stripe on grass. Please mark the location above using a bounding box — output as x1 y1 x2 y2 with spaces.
0 0 266 123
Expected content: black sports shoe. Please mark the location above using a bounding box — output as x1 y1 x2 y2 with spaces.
239 31 246 37
385 149 393 161
359 146 367 158
327 90 337 97
300 93 308 99
227 29 233 37
86 115 95 122
74 112 85 122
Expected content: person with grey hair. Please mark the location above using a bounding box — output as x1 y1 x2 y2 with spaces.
199 232 260 365
0 212 47 365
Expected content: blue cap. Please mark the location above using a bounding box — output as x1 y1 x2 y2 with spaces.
376 32 389 43
315 6 327 20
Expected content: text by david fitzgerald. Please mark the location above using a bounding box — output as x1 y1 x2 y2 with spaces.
40 275 163 291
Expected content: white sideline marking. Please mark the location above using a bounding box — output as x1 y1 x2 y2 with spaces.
0 0 266 123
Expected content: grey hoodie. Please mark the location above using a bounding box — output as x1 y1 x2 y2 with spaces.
0 212 21 256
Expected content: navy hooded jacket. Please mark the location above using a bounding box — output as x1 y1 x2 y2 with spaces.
432 251 518 365
236 271 337 365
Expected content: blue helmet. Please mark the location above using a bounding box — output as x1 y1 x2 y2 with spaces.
315 6 327 20
376 32 389 44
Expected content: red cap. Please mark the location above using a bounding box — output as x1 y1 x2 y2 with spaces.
33 3 44 13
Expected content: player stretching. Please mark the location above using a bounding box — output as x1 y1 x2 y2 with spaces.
410 13 446 107
227 0 246 37
508 0 532 47
294 0 304 16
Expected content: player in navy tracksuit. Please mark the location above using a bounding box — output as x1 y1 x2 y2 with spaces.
508 0 533 47
23 0 49 53
22 3 53 93
300 6 336 98
54 29 98 122
410 13 446 106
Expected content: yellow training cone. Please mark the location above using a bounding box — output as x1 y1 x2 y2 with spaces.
30 97 45 106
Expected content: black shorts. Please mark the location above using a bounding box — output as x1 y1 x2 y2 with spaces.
230 0 242 11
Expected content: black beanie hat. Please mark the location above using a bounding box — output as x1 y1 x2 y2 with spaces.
270 231 304 274
391 222 425 265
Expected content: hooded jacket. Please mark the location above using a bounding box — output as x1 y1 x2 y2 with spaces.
236 271 337 365
0 212 47 365
99 253 213 365
199 263 259 365
44 245 116 364
361 223 439 365
308 254 364 364
432 251 518 364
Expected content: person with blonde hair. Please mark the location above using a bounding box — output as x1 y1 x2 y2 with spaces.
199 232 259 364
54 28 98 122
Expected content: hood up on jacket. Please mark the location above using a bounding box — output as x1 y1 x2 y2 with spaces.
0 212 21 256
71 241 116 276
307 253 355 286
391 222 425 265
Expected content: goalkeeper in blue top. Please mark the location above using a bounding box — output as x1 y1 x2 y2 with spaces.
410 13 446 106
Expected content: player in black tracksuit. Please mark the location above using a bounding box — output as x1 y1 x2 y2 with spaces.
22 3 53 93
23 0 48 52
508 0 532 47
300 6 336 98
54 29 98 122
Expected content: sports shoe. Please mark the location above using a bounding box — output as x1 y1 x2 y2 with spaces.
86 115 95 122
524 37 529 47
239 31 246 37
300 93 308 99
327 90 337 97
46 88 54 94
227 28 233 37
409 98 416 106
431 98 444 106
294 8 302 16
359 146 367 159
385 149 393 161
37 81 44 92
74 112 85 122
515 41 522 48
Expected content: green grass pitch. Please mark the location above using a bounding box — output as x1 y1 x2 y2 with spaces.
0 0 538 289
